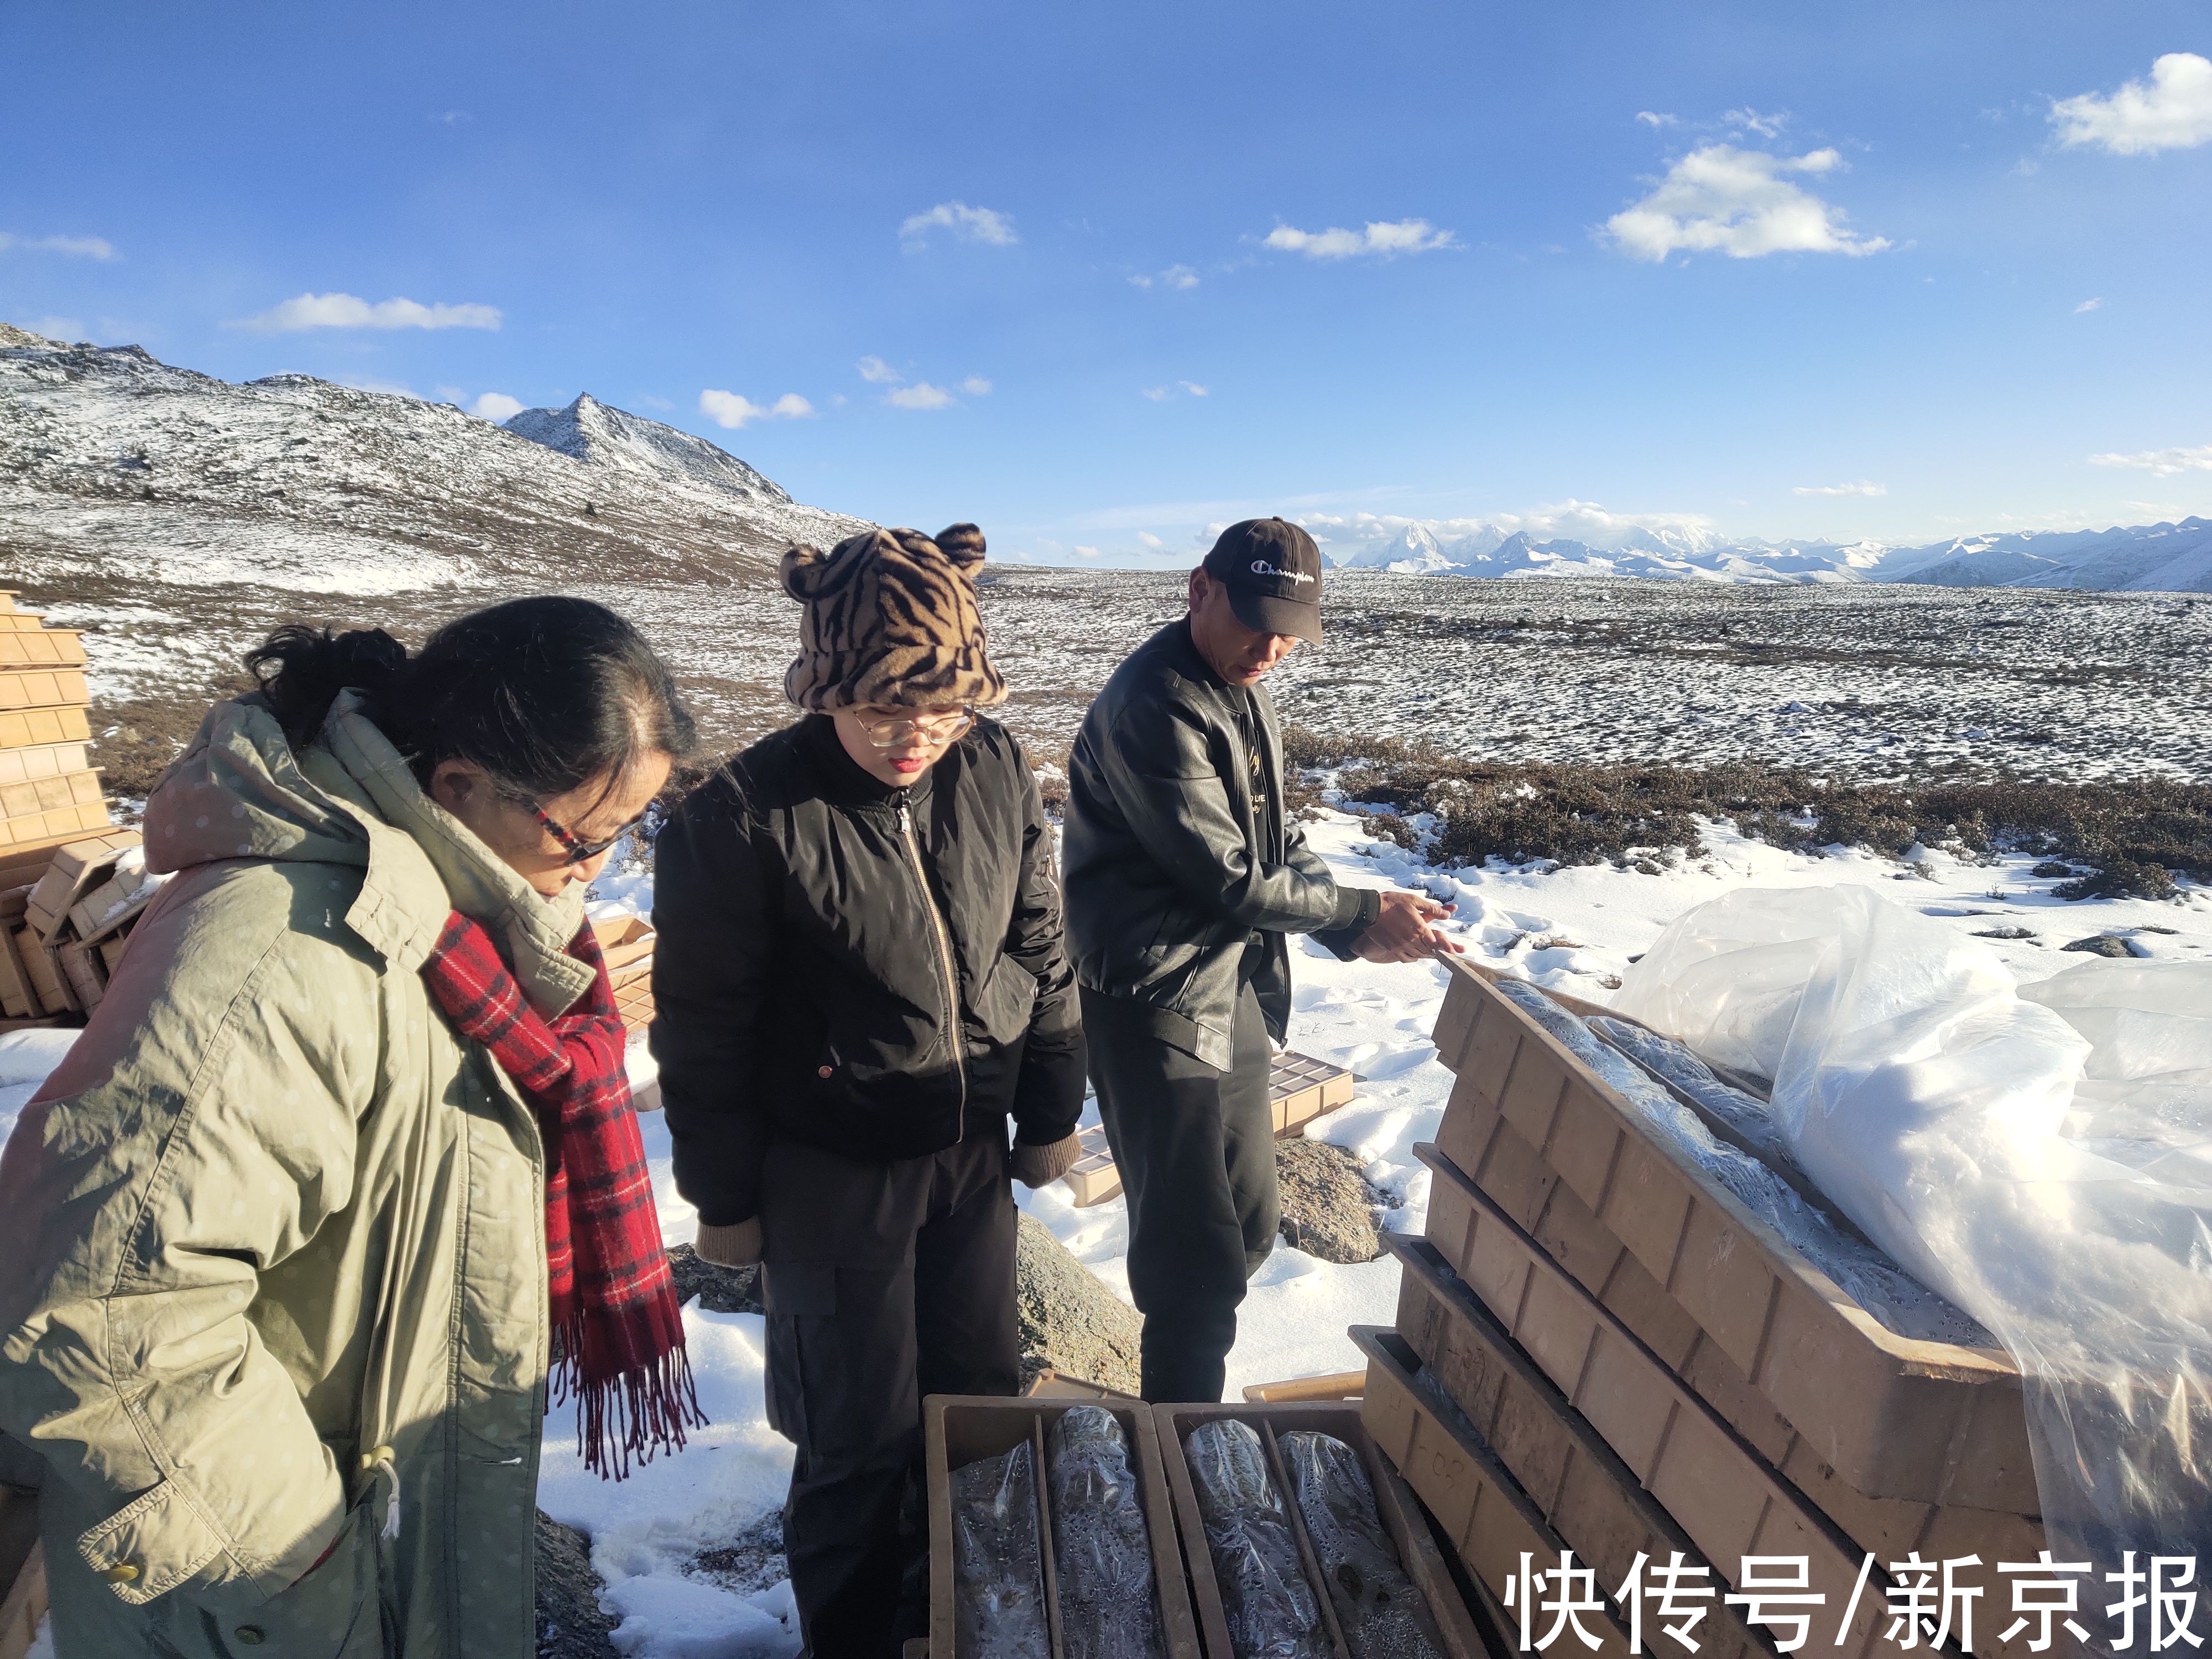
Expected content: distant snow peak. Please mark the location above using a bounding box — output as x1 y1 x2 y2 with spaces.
1318 509 2212 594
504 393 792 506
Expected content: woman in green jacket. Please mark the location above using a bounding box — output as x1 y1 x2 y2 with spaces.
0 597 698 1657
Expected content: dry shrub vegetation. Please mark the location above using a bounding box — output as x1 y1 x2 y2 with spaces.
1281 727 2209 900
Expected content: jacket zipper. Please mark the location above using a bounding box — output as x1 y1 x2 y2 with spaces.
899 800 968 1137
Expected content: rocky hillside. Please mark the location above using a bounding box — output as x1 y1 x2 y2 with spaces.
0 322 872 779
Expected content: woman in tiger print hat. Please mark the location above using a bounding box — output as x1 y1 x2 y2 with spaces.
649 522 1088 1656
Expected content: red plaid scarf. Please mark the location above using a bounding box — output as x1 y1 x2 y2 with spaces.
420 912 703 1479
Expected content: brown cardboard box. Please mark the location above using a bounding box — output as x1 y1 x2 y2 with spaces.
20 934 76 1015
0 926 34 1019
926 1394 1201 1659
1427 959 2032 1512
0 708 92 749
589 912 655 973
0 800 110 852
1152 1399 1488 1659
0 668 88 713
1417 1142 2047 1577
0 769 103 823
58 942 105 1011
0 628 87 668
1356 1329 1636 1659
25 831 138 940
1394 1219 2056 1659
1059 1123 1124 1208
1063 1052 1360 1209
0 743 92 787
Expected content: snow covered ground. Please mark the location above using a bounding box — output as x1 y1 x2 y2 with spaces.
4 808 2207 1657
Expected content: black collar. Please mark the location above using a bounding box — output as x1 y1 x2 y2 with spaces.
803 712 938 811
1167 617 1233 693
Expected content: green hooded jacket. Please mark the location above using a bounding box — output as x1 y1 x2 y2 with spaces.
0 691 595 1658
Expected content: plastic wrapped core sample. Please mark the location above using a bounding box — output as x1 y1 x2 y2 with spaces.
952 1438 1051 1659
1493 975 1990 1348
1183 1418 1329 1659
1047 1406 1165 1659
1279 1431 1444 1659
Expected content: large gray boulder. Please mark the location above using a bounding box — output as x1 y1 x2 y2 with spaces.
1015 1214 1144 1394
1275 1139 1385 1265
535 1510 619 1658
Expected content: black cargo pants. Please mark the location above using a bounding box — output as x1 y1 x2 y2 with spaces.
1082 979 1278 1403
758 1126 1020 1659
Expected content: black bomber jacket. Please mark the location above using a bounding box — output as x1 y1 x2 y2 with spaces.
650 714 1086 1227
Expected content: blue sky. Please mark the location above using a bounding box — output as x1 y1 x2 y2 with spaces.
3 2 2209 563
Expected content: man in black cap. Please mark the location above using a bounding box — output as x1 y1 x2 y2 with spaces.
1062 517 1457 1401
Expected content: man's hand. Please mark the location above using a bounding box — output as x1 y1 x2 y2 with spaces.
1353 890 1463 963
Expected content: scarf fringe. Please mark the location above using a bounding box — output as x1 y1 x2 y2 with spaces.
551 1309 708 1480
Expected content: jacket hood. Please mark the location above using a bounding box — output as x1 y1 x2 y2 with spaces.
145 691 593 1016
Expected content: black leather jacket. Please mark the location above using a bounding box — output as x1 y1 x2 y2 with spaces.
650 714 1086 1226
1063 621 1378 1068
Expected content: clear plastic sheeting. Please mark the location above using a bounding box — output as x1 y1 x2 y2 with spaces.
1183 1419 1329 1659
1614 887 2212 1559
952 1439 1052 1659
1494 977 1989 1348
1589 1015 1796 1175
1278 1431 1444 1659
1047 1406 1165 1659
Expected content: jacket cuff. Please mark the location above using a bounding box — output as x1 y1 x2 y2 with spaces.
693 1218 764 1269
1311 888 1380 960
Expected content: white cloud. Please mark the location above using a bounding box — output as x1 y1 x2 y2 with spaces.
1792 480 1887 497
698 389 768 427
1136 531 1165 549
2088 442 2212 477
1141 386 1172 402
857 355 901 384
1073 545 1104 559
1181 380 1208 398
1635 111 1677 128
1142 380 1208 402
2052 53 2212 155
2076 297 2104 313
1724 107 1789 139
634 393 675 411
0 232 116 260
1607 145 1890 261
899 201 1018 246
885 382 955 411
26 315 84 341
240 292 502 332
471 392 525 421
1263 218 1457 260
699 389 812 428
1130 264 1199 290
958 376 992 397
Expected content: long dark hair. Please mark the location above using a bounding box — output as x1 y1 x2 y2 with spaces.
246 596 698 800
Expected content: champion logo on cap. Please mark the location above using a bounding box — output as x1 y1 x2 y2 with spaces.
1249 560 1316 585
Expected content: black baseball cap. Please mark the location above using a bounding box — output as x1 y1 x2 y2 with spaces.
1202 518 1324 643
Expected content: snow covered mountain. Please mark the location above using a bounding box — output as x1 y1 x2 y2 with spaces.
0 322 864 599
1317 514 2212 593
502 393 792 509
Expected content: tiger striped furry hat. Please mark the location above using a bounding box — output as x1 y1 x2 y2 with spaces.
780 522 1008 711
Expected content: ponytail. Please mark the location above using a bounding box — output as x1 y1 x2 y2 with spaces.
245 597 697 797
247 625 408 748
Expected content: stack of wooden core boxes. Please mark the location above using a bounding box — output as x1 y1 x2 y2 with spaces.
0 590 148 1026
591 911 656 1035
925 1392 1489 1658
1060 1050 1359 1207
1355 957 2049 1659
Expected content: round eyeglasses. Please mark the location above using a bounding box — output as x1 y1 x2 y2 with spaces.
853 707 977 749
